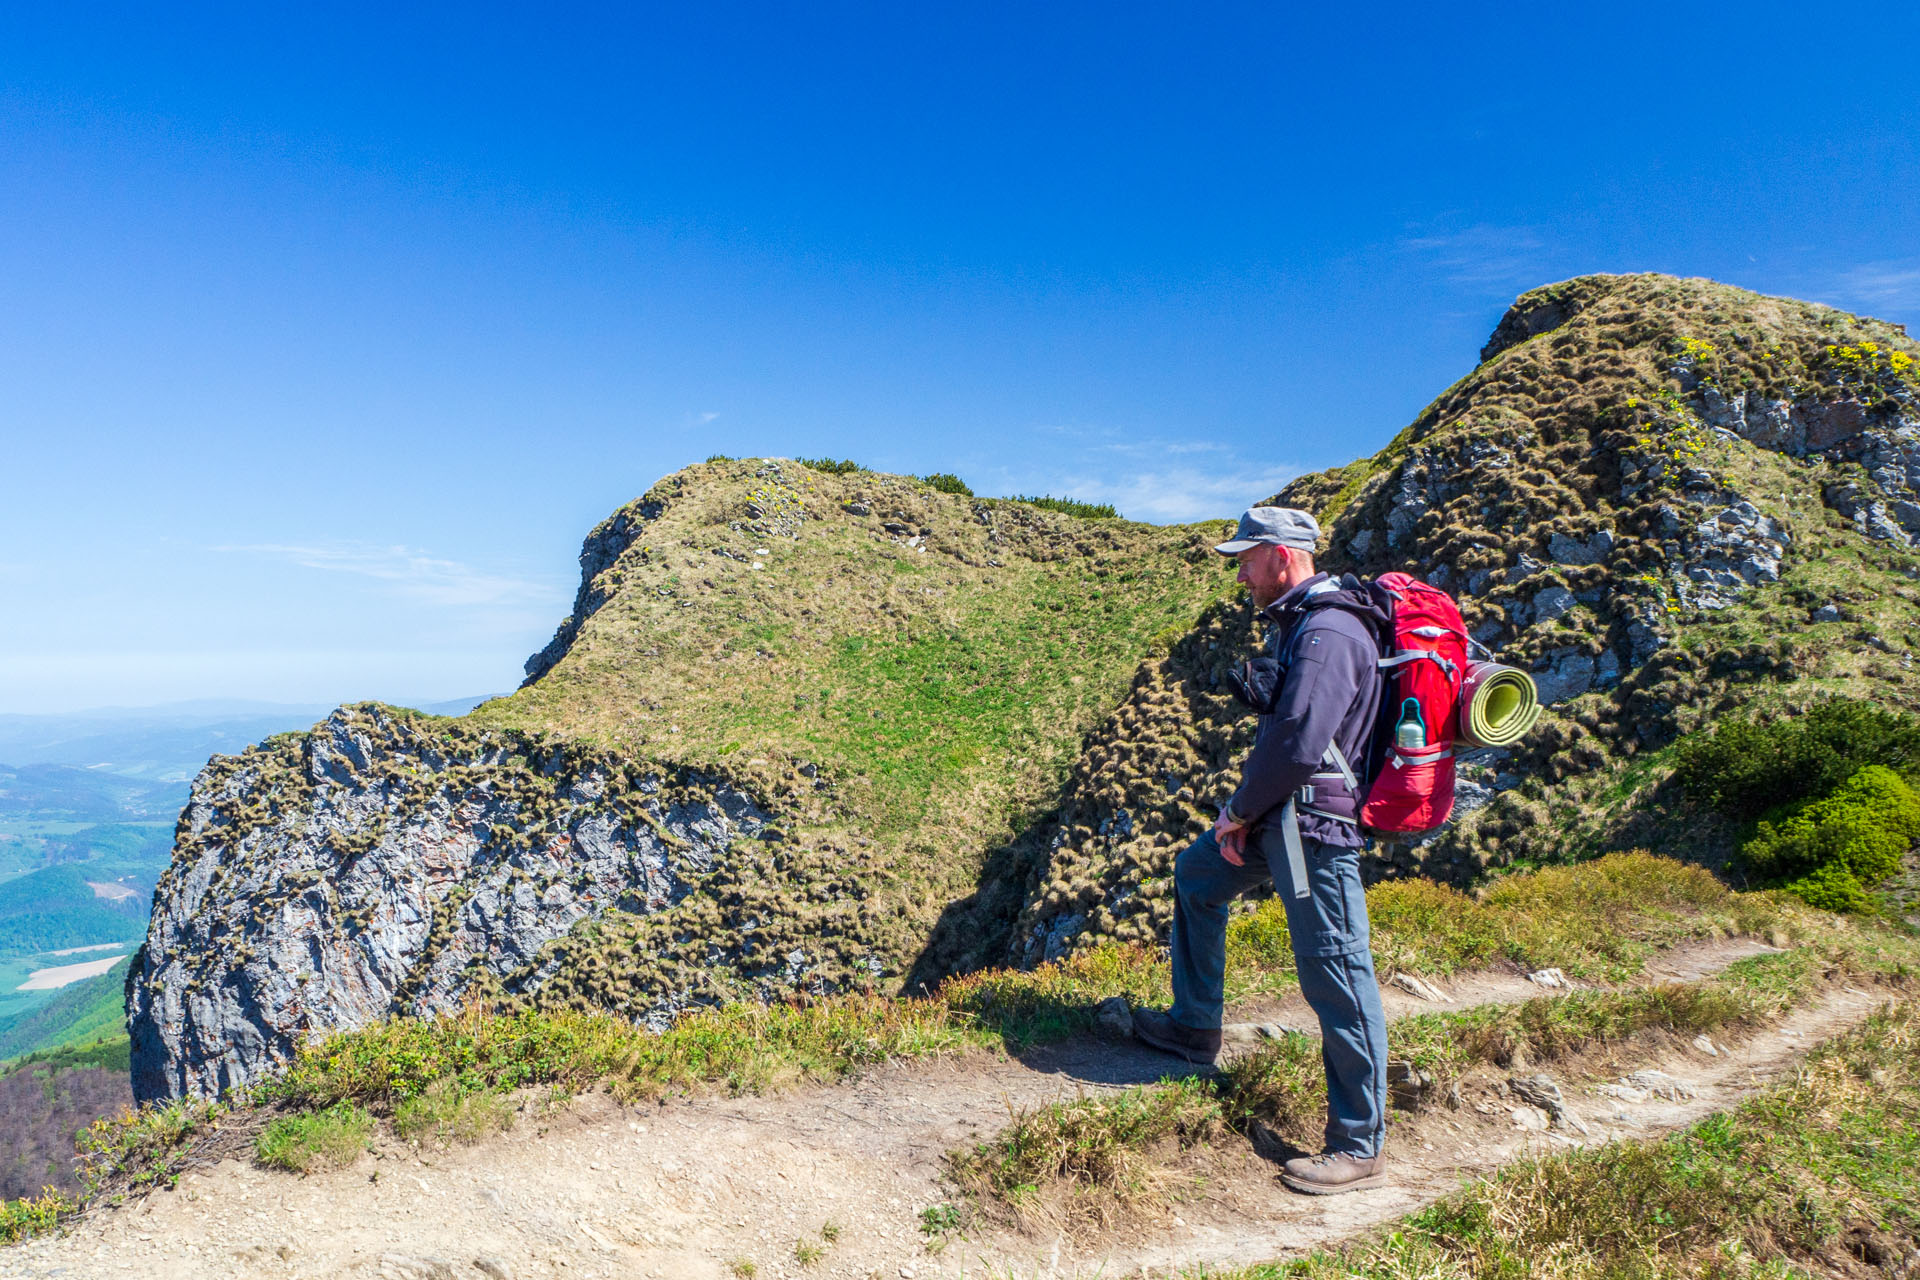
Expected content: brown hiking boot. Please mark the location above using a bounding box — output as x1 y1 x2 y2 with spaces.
1130 1007 1222 1067
1280 1149 1388 1195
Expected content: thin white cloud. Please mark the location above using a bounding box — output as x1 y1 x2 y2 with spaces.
1400 222 1549 288
214 542 562 608
1834 258 1920 309
1042 463 1305 523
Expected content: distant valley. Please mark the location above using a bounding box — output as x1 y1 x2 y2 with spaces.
0 698 497 1066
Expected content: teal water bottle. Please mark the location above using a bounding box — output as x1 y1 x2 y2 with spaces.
1395 698 1427 751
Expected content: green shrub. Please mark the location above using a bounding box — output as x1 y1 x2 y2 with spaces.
797 457 866 475
1741 765 1920 909
0 1190 71 1243
1009 494 1119 520
920 472 973 496
1782 861 1873 914
1673 697 1920 821
254 1101 374 1172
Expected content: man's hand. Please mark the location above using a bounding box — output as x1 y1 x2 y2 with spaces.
1213 809 1248 867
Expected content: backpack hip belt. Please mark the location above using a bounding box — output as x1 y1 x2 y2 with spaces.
1277 741 1360 900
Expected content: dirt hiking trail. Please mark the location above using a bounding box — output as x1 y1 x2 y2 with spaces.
2 939 1880 1280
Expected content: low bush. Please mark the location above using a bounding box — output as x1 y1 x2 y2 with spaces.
797 457 866 475
1784 859 1876 914
920 472 973 496
1672 696 1920 821
1744 764 1920 887
254 1101 374 1172
1009 494 1119 520
0 1190 70 1244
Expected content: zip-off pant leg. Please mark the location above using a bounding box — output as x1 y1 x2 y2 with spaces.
1168 828 1272 1031
1254 825 1389 1158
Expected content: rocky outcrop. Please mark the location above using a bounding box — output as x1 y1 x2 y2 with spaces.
522 495 670 685
129 706 773 1102
1002 275 1920 963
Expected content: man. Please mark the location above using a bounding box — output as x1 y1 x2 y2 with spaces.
1131 505 1392 1196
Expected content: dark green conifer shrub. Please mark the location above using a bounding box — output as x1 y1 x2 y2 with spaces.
1011 495 1119 520
798 457 866 475
1672 697 1920 821
920 472 973 496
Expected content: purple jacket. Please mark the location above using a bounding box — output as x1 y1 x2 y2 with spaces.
1226 574 1388 848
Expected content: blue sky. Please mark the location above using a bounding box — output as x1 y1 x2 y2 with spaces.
4 3 1918 713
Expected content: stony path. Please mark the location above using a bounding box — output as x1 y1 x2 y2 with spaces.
0 938 1867 1280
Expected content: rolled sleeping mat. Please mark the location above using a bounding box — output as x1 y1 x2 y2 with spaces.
1459 661 1543 749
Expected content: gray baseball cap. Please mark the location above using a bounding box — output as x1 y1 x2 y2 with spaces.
1213 506 1322 556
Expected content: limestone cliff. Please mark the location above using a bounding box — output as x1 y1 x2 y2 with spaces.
129 707 774 1101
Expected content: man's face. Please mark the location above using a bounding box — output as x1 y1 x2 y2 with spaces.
1235 543 1289 607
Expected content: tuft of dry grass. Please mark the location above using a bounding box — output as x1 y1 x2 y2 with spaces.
253 1101 373 1173
946 1076 1224 1234
392 1080 516 1148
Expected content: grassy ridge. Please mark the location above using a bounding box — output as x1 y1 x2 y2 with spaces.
474 461 1228 856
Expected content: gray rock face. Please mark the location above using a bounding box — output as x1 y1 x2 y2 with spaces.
1674 499 1788 608
1703 385 1920 541
1547 528 1614 566
129 707 768 1102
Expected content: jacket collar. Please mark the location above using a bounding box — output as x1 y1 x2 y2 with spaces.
1259 572 1334 624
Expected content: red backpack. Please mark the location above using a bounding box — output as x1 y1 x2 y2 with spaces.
1355 572 1469 837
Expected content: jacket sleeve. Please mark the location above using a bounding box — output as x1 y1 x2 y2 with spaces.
1226 623 1373 828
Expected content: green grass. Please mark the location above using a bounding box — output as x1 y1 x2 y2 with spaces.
254 1101 374 1172
1228 851 1797 990
1218 997 1920 1280
391 1079 515 1147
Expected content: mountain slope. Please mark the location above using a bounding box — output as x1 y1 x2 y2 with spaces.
129 462 1227 1098
1004 273 1920 961
127 275 1920 1101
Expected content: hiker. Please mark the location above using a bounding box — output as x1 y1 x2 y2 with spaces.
1131 505 1392 1196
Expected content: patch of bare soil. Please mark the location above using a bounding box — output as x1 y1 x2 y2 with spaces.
0 941 1869 1280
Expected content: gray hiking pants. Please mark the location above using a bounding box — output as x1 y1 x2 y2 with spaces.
1168 826 1389 1158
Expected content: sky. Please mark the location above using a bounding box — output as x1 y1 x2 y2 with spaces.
4 3 1918 714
